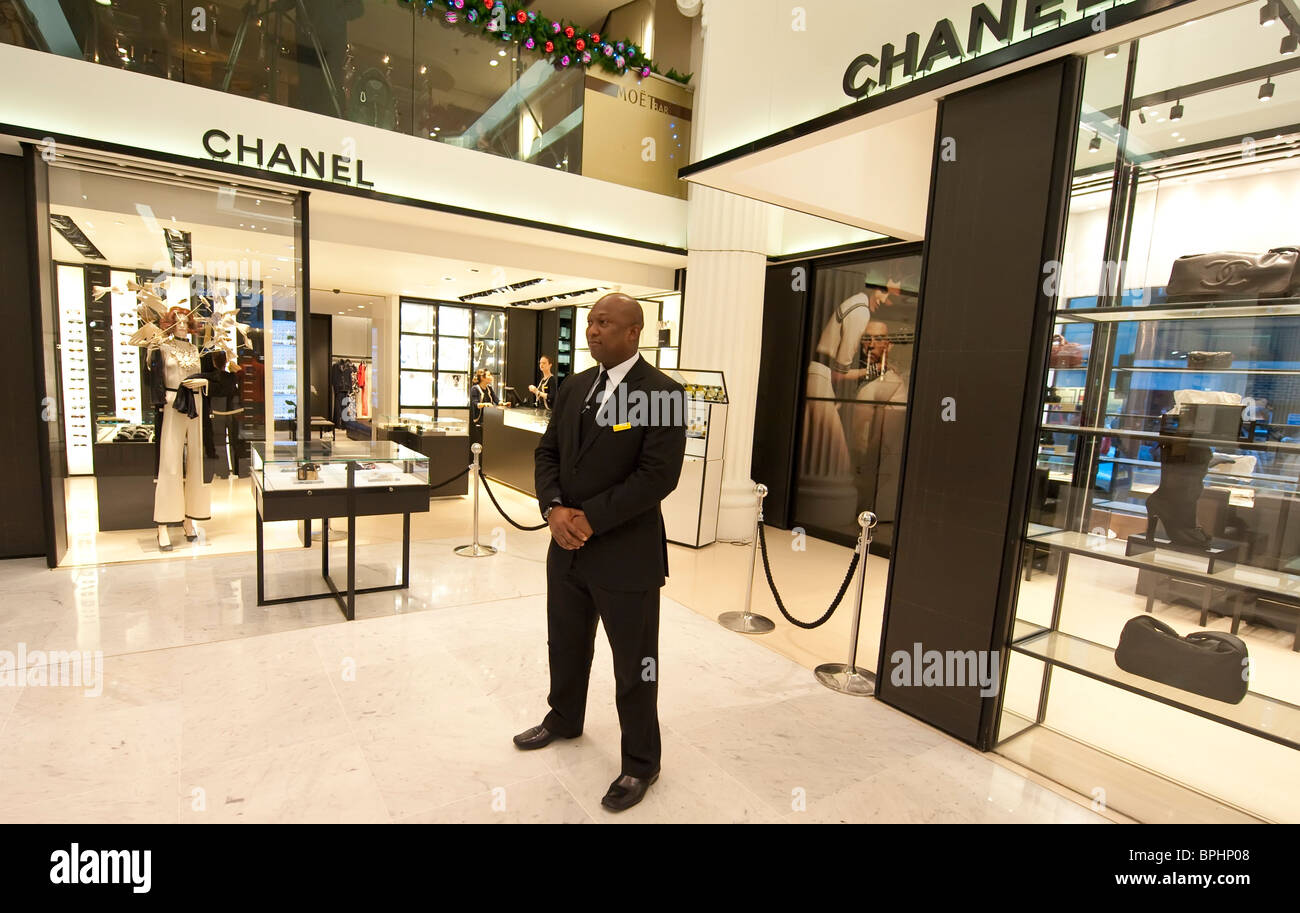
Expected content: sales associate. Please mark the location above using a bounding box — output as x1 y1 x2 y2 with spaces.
469 369 508 444
528 355 559 410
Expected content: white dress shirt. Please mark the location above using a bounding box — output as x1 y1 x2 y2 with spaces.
587 352 641 408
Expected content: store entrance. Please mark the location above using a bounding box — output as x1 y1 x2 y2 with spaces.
40 153 306 566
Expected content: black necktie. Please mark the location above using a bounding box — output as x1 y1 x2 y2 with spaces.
580 369 608 443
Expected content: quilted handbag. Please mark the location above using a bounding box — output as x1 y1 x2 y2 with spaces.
1167 247 1300 300
1114 616 1249 704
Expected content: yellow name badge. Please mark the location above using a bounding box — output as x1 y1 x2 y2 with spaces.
613 422 632 432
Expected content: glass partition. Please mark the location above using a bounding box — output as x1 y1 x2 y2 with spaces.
1002 5 1300 822
0 0 691 190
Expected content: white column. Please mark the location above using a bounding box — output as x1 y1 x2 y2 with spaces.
680 184 778 540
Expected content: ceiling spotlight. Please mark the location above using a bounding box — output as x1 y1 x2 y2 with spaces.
1263 1 1281 26
1170 99 1184 121
1137 110 1147 124
1283 33 1298 55
1089 132 1102 153
1103 46 1119 58
489 59 499 66
1260 77 1276 101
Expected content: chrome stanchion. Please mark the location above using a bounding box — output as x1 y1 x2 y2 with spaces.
718 483 776 634
455 443 498 558
814 511 877 696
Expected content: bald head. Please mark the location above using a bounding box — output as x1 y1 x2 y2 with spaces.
586 293 644 367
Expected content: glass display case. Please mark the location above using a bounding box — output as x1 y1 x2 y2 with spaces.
95 416 154 444
663 369 728 548
374 414 469 437
998 11 1300 823
251 440 429 494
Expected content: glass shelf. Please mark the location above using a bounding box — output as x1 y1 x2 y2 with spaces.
1113 365 1300 375
1011 629 1300 750
1040 424 1300 456
1056 297 1300 323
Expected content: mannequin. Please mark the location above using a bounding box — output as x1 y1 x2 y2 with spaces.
148 308 210 551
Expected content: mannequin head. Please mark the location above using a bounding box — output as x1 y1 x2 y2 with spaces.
161 306 193 338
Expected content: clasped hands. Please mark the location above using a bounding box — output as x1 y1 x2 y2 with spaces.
548 506 593 550
181 378 209 393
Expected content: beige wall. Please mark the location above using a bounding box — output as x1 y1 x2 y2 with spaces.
582 70 692 199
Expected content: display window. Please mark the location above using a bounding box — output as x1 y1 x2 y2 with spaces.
791 251 922 554
1001 5 1300 821
40 152 305 565
398 298 506 420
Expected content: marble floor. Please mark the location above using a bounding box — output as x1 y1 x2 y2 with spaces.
0 485 1111 823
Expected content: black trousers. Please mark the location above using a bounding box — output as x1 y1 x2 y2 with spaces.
543 564 661 778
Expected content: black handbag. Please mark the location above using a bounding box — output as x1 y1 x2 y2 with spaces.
1114 616 1249 704
1167 247 1300 300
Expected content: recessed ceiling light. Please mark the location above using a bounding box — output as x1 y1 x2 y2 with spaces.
1171 131 1180 137
443 276 454 281
498 49 507 57
489 59 499 66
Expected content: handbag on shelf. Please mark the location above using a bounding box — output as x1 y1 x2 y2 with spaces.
1167 247 1300 300
1114 616 1249 704
1049 334 1085 368
1187 351 1233 369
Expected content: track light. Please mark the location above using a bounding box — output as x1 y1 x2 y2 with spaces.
1103 45 1119 58
1138 111 1147 124
1260 78 1276 101
1170 99 1184 121
1262 1 1279 26
1283 33 1298 55
1089 132 1102 153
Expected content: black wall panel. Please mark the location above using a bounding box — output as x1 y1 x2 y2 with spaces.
506 309 540 399
0 153 47 558
875 59 1083 747
751 261 810 529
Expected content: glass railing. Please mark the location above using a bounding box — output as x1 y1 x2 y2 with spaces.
1 1 691 193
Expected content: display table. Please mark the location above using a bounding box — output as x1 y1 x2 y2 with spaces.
375 414 470 497
251 440 430 620
482 406 550 497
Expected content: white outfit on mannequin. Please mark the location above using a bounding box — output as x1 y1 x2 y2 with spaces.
154 345 211 524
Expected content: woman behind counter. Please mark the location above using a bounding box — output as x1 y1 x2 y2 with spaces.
470 369 509 444
528 355 559 410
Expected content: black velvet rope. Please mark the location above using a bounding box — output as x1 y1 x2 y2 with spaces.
477 469 548 531
428 465 471 492
756 522 861 630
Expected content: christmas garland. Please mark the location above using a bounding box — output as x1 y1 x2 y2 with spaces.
401 0 689 84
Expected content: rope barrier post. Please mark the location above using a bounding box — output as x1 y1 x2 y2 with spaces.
814 511 878 696
718 483 776 635
454 443 498 558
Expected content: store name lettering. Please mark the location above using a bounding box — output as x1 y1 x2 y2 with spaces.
201 129 375 189
842 0 1139 98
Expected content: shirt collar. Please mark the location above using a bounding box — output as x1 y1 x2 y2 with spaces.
597 352 641 389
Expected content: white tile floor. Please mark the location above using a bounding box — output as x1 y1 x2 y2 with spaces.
0 486 1109 824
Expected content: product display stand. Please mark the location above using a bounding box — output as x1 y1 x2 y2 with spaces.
814 511 878 697
455 443 497 558
252 441 430 620
718 484 776 634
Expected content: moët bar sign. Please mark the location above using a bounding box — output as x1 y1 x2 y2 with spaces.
201 129 375 189
842 0 1139 98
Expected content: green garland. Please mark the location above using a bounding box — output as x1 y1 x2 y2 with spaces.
401 0 690 84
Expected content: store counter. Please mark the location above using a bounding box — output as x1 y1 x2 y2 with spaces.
374 415 470 497
482 406 550 497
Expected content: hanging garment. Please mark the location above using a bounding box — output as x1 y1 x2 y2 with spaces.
356 362 370 419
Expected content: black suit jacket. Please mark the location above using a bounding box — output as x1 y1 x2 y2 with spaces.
469 383 497 426
535 356 686 591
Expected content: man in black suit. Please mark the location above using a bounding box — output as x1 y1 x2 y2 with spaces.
514 294 686 812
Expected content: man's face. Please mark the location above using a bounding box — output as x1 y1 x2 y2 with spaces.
586 299 640 365
863 322 891 364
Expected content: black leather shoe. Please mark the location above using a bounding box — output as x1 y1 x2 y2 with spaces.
600 771 659 812
512 724 575 750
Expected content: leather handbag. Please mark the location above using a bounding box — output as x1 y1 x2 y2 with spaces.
1114 616 1249 704
1049 334 1084 368
1167 247 1300 300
